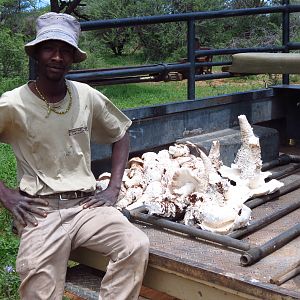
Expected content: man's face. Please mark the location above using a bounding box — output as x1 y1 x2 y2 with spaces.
35 40 75 81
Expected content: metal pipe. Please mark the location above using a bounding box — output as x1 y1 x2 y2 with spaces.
195 46 285 56
187 19 196 100
196 61 232 67
262 154 300 172
84 76 158 86
80 6 300 30
230 198 300 239
261 154 292 171
282 0 290 84
66 63 191 82
285 154 300 163
196 72 235 81
270 260 300 285
130 211 250 251
267 163 300 181
67 60 232 85
246 179 300 209
240 223 300 266
287 42 300 50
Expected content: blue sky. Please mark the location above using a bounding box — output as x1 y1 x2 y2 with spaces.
38 0 50 8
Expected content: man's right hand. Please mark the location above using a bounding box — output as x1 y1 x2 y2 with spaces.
0 182 48 227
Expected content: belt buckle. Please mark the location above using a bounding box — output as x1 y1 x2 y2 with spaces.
59 192 77 201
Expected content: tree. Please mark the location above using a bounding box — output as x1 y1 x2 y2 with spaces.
133 0 225 61
0 28 27 78
50 0 88 19
83 0 137 56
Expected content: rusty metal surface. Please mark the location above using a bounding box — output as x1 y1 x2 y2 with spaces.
133 159 300 299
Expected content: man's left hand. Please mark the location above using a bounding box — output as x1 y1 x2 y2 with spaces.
81 186 119 208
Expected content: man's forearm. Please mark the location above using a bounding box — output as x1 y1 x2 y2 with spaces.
0 180 10 206
109 132 130 190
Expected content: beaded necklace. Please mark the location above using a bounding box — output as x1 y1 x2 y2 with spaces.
34 81 72 118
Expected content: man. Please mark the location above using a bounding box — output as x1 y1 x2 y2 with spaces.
0 12 149 300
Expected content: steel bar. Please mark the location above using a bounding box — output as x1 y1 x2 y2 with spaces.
66 63 191 82
286 154 300 163
287 42 300 50
187 19 196 100
196 72 236 81
85 76 158 86
80 6 300 30
267 163 300 181
282 0 290 84
245 179 300 209
130 211 250 251
261 154 292 171
229 198 300 239
67 61 232 85
270 260 300 285
240 223 300 266
196 61 232 67
195 46 285 57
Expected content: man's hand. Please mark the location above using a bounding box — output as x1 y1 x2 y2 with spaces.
81 186 119 209
0 183 48 227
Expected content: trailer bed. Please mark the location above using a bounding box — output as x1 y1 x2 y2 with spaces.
70 147 300 300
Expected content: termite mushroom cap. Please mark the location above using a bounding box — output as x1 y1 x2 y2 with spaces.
98 172 111 181
127 157 144 168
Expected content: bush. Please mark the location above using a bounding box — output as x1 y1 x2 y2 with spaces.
0 210 20 300
0 28 27 79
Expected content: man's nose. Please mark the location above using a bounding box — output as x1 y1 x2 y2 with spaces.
51 49 63 61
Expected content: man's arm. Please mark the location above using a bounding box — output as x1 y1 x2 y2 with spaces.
0 181 48 227
82 131 130 208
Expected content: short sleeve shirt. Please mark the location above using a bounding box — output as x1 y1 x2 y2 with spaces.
0 80 132 195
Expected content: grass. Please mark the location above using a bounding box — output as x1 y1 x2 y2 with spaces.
99 75 271 109
91 53 293 109
0 144 19 300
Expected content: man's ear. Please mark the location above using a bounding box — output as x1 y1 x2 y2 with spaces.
32 46 39 61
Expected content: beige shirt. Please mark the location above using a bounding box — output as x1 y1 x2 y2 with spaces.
0 80 132 195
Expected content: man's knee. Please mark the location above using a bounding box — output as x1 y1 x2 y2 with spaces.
129 230 150 262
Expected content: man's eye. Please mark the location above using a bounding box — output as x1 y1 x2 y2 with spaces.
62 48 73 54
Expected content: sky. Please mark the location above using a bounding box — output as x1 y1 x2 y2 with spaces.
38 0 50 8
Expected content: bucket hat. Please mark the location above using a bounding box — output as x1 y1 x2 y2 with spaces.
25 12 87 63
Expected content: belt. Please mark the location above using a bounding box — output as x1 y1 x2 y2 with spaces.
21 190 95 200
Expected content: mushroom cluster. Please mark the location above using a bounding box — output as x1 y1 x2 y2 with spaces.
96 115 283 234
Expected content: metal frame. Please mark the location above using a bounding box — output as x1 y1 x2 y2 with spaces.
29 2 300 99
58 1 300 100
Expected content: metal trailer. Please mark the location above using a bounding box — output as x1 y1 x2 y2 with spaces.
50 2 300 299
66 85 300 300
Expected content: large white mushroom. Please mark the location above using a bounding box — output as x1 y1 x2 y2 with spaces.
96 115 283 235
184 192 252 234
219 115 284 197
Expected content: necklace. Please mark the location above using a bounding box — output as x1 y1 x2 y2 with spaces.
34 81 72 118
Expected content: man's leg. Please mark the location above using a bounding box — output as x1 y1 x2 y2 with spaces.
71 206 150 300
16 200 82 300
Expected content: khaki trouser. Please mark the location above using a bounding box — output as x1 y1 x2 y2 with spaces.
15 198 150 300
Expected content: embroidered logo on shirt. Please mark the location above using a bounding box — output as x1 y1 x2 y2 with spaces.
68 126 88 136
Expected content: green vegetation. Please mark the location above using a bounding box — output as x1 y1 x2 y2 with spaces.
0 144 19 300
99 77 265 109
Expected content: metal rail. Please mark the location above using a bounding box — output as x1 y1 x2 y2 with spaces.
79 6 300 30
240 223 300 266
230 193 300 239
128 210 251 251
60 1 300 99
